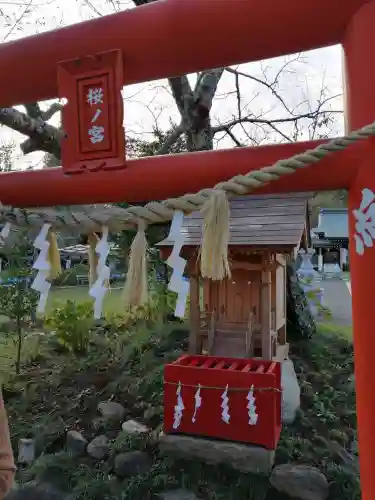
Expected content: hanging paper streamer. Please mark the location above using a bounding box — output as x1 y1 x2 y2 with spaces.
221 384 230 424
246 385 258 425
172 381 185 430
89 226 110 319
192 384 202 423
88 233 100 286
31 224 52 313
166 211 190 318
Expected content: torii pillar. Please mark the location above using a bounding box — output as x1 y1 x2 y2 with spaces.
344 3 375 497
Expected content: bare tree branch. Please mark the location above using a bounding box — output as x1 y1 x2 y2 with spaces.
2 0 33 41
155 122 185 155
212 110 342 134
81 0 103 16
225 129 244 147
0 107 63 158
225 66 295 117
24 102 63 122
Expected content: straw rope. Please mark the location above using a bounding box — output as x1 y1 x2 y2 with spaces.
164 380 281 393
1 121 375 232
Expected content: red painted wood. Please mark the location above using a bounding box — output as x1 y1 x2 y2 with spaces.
0 140 362 207
57 50 125 174
164 355 281 450
344 4 375 498
0 0 366 107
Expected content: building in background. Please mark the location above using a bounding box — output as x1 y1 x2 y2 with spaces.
311 208 349 272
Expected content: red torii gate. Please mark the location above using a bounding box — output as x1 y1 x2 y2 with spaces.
0 0 374 497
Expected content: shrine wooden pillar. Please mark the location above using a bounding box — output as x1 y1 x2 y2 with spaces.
261 255 272 360
188 257 200 354
343 3 375 497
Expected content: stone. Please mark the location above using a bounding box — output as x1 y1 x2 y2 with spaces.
281 359 301 425
87 435 109 460
66 430 87 456
270 464 329 500
92 417 105 432
158 433 274 475
7 482 65 500
114 451 152 478
98 401 125 422
122 419 149 435
159 489 200 500
17 438 35 465
327 441 359 472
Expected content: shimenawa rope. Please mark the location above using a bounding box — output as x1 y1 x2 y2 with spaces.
1 121 375 305
0 121 374 232
164 381 281 393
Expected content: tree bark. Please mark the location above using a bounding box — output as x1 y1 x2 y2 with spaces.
0 107 63 159
173 68 224 152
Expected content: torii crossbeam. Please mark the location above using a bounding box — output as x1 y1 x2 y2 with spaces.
0 0 374 497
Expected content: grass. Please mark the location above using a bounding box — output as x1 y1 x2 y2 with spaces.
46 285 124 316
318 321 353 340
0 285 125 325
2 323 359 500
0 285 126 381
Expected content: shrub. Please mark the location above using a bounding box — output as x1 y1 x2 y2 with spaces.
0 267 38 374
46 300 94 354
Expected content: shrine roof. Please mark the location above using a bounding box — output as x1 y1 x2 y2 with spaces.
157 192 310 248
311 208 348 239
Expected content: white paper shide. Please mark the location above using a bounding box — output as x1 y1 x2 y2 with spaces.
172 381 185 429
221 384 230 424
246 385 258 425
89 226 110 319
165 211 190 318
192 384 202 423
169 382 260 428
31 224 52 313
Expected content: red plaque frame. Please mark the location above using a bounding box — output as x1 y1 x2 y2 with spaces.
57 49 125 174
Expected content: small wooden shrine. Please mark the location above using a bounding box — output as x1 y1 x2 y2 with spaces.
158 193 311 361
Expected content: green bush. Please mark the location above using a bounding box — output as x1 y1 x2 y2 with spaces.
46 300 94 354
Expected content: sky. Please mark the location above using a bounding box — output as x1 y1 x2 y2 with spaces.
0 0 344 170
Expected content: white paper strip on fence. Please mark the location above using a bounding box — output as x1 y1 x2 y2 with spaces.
173 381 185 429
192 384 202 423
246 385 258 425
221 384 230 424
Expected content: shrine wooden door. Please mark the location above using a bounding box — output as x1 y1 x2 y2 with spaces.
205 269 261 330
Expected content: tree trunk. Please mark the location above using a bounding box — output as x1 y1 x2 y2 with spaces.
186 118 213 151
